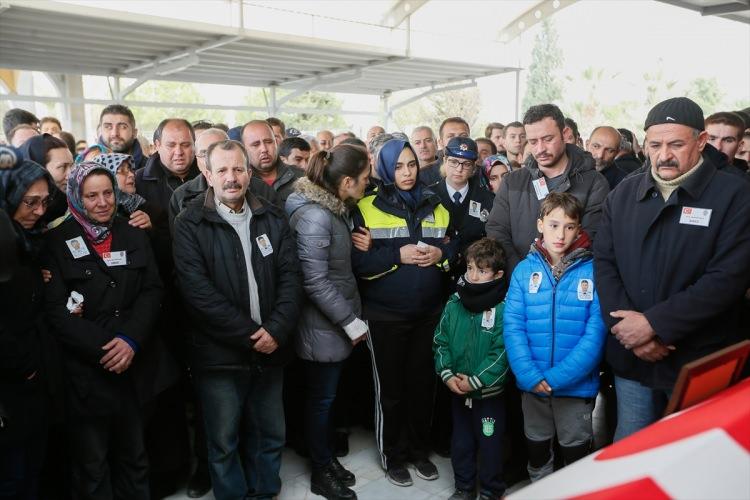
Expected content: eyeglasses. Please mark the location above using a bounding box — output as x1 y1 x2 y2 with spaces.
445 158 475 170
21 196 51 210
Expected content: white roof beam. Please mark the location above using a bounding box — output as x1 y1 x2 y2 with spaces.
496 0 578 43
387 79 477 113
276 69 363 106
119 53 200 99
380 0 428 27
120 35 241 75
701 1 749 16
277 56 405 86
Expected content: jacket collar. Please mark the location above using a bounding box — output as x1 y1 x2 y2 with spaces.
636 154 717 202
290 177 348 217
141 153 199 182
184 187 268 224
526 143 594 181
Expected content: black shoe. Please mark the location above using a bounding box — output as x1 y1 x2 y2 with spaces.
186 461 211 498
448 489 475 500
412 458 439 480
386 465 413 487
311 466 357 500
478 492 503 500
333 430 349 457
330 457 356 487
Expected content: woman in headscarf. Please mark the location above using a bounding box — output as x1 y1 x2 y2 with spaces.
0 146 58 499
19 133 74 224
479 153 512 194
91 153 152 230
43 161 178 499
350 139 455 487
75 143 111 163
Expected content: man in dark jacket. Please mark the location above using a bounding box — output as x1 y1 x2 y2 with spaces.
594 97 750 441
242 120 304 203
134 118 199 495
173 140 302 499
98 104 149 170
169 128 280 227
588 126 628 190
486 104 609 274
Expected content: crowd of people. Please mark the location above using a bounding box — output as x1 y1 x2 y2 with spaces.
1 96 750 500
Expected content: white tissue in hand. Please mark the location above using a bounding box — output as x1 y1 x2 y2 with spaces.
343 318 368 340
66 291 84 312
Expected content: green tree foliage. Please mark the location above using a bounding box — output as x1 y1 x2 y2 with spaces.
235 89 346 133
127 80 226 135
522 19 564 111
393 87 481 135
685 77 724 115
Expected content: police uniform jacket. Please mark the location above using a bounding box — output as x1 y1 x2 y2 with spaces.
351 182 455 321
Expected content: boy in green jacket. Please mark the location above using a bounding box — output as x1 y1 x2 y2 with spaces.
434 238 509 500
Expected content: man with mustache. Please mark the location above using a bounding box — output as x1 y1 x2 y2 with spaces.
594 97 750 440
242 120 303 203
486 104 609 274
172 140 301 499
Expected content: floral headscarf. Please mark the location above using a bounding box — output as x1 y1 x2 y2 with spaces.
90 153 146 214
66 162 120 243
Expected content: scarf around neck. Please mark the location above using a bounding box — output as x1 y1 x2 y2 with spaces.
456 274 505 313
66 162 120 243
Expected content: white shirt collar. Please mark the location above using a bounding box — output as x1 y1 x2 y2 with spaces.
445 181 470 204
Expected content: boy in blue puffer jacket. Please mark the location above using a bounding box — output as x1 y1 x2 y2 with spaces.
503 192 606 482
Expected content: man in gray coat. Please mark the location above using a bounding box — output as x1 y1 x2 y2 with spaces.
486 104 609 273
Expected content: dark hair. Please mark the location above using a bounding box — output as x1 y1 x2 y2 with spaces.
523 104 565 132
191 119 214 131
205 140 249 172
341 137 367 148
617 128 634 144
705 112 746 139
213 123 230 133
538 192 583 222
279 137 311 158
99 104 136 127
153 118 195 143
42 134 70 165
564 117 580 140
40 116 62 129
57 131 77 155
465 238 506 274
503 121 524 136
475 137 497 154
7 123 37 143
266 117 286 136
3 108 39 137
438 117 470 140
484 122 504 138
306 144 369 196
733 110 750 130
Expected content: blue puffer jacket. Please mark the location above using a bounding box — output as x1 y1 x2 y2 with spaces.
503 242 606 398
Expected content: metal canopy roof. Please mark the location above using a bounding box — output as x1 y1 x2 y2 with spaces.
0 0 517 96
656 0 750 23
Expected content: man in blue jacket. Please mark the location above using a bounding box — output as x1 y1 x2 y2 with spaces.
594 97 750 440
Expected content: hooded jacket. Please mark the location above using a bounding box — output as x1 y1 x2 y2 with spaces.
285 178 363 362
486 144 609 273
503 237 606 398
351 140 455 321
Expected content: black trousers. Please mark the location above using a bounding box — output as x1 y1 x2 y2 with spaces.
451 394 506 497
367 314 439 469
68 396 149 500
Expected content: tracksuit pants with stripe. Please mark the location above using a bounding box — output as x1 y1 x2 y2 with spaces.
367 314 440 469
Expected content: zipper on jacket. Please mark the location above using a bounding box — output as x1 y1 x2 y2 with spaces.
550 281 557 368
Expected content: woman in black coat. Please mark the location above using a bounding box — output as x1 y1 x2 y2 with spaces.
44 161 178 500
0 148 58 499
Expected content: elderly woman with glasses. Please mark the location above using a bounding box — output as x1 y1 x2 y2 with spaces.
43 161 178 499
0 147 59 499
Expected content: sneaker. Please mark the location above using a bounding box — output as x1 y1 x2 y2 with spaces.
311 466 357 500
386 465 413 487
412 458 439 480
448 489 475 500
330 457 356 487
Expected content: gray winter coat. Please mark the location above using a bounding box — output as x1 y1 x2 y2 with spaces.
285 178 362 362
485 144 609 273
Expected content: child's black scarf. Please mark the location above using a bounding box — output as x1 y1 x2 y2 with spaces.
456 275 505 314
